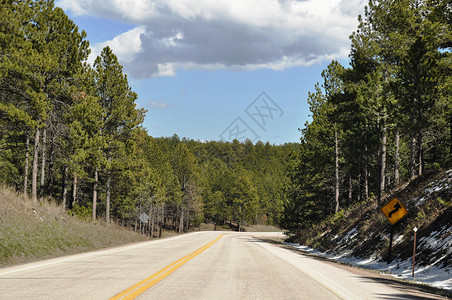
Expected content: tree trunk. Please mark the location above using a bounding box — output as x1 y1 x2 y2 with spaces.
72 173 77 208
31 127 40 202
357 173 362 202
179 207 184 233
185 210 190 231
47 132 55 196
418 131 424 176
92 167 98 221
150 205 155 238
450 114 452 157
106 172 111 224
364 145 369 202
40 127 47 199
348 174 352 204
159 203 164 238
376 117 381 205
134 211 137 232
62 166 68 211
334 130 340 213
24 131 30 199
410 131 417 179
394 128 400 186
380 120 387 202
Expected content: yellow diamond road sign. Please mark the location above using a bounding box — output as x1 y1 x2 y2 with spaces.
381 198 408 225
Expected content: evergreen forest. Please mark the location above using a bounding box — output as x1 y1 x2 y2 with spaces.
0 0 450 235
282 0 451 232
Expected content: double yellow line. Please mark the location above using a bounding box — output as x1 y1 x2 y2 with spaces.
110 234 225 300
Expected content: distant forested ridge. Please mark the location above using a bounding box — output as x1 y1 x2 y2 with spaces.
0 0 293 231
282 0 451 232
1 0 450 235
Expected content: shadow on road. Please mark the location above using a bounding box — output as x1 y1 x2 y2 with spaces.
357 276 449 300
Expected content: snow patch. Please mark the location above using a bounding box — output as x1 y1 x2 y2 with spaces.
411 170 452 207
287 241 452 292
285 170 452 292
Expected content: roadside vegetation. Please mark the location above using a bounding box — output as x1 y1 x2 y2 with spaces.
0 1 293 233
0 186 148 267
286 170 452 294
0 184 281 267
287 170 451 264
0 0 450 268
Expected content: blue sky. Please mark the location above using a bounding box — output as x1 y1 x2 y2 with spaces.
56 0 365 144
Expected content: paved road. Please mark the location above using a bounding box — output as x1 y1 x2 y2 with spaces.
0 231 445 299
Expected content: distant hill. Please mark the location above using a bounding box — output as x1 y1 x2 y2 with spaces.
0 187 148 267
287 169 452 292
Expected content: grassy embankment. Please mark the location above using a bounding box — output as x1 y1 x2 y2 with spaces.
0 186 283 268
0 187 148 267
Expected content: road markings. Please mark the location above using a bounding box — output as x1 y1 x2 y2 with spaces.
110 234 225 300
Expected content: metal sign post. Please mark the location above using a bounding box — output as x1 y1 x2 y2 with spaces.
387 225 394 264
412 227 418 277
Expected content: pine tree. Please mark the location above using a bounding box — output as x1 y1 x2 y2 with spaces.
94 46 145 223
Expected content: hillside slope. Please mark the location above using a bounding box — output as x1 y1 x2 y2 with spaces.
288 169 452 292
0 187 148 267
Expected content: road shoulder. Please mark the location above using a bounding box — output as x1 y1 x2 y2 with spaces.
257 237 451 300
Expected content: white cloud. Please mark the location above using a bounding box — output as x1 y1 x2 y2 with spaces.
148 100 171 109
58 0 366 78
88 26 145 66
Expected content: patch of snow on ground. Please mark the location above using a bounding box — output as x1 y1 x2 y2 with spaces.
418 225 452 266
286 170 452 292
287 226 452 292
412 170 452 207
339 227 358 243
393 234 404 245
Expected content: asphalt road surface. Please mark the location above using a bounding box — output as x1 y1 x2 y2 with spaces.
0 231 446 299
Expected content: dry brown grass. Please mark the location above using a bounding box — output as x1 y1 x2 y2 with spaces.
242 224 283 232
0 186 148 267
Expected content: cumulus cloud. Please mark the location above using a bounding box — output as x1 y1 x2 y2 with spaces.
58 0 365 78
88 26 145 66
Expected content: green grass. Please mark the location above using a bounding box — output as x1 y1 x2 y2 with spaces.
0 186 148 267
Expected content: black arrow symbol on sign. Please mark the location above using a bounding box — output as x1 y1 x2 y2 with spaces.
388 202 401 218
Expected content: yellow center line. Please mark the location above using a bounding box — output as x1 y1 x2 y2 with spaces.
110 234 225 300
